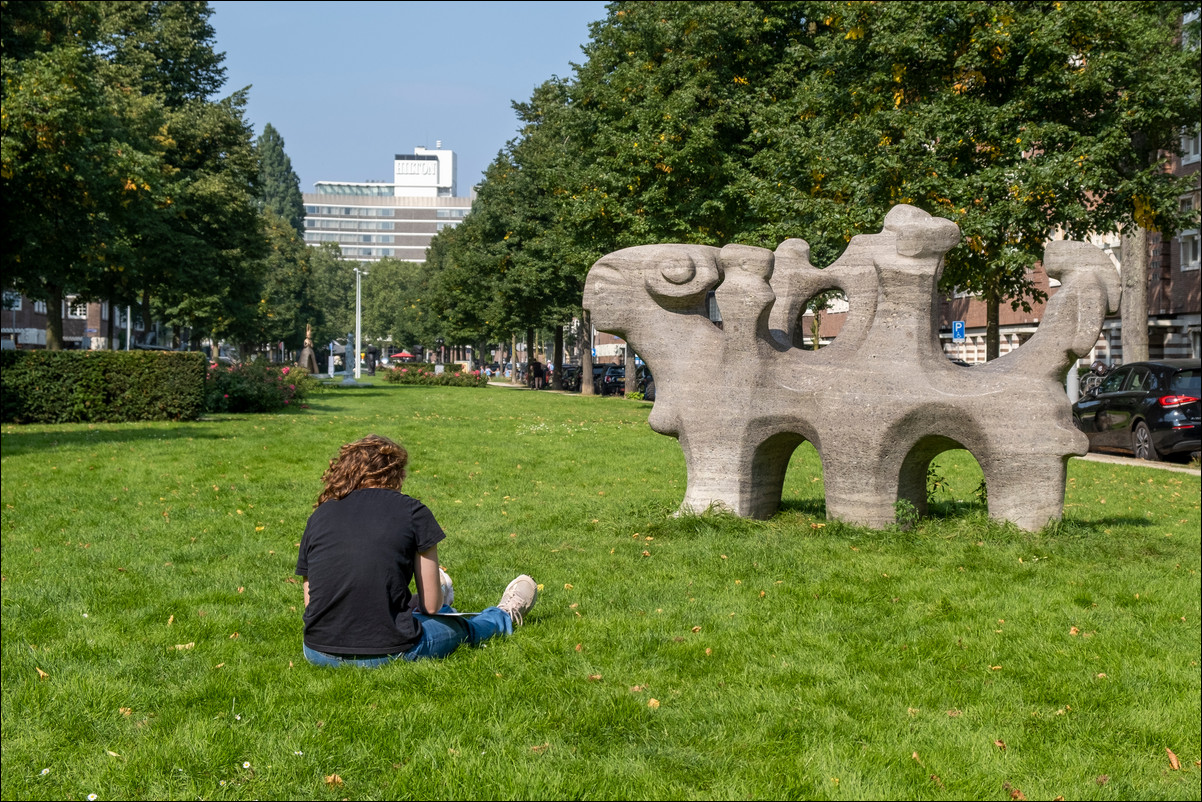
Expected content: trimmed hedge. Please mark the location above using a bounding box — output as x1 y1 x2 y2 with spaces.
1 350 205 423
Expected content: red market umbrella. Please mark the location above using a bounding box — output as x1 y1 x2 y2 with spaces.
390 351 415 358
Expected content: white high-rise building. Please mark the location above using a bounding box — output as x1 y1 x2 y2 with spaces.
302 144 473 262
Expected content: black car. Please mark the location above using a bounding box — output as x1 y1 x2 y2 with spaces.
1072 359 1201 462
599 364 654 397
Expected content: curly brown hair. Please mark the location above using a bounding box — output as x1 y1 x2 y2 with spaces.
316 434 409 508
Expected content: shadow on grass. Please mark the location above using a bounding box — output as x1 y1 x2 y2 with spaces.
0 423 230 455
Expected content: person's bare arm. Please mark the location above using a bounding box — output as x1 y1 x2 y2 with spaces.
302 577 310 608
414 546 442 614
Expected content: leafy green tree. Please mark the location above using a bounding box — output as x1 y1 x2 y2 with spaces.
2 1 266 350
258 122 306 237
361 257 432 354
308 244 354 347
1 1 162 348
737 1 1199 358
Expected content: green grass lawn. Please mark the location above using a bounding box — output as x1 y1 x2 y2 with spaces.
2 383 1199 800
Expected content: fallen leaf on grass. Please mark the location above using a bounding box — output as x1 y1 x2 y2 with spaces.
691 626 702 633
1069 626 1079 636
930 774 945 789
1167 747 1180 770
911 752 923 765
105 750 121 758
1004 783 1027 800
229 632 239 639
647 698 660 709
214 663 225 669
575 643 583 652
947 709 962 717
990 665 1003 671
530 743 549 754
994 740 1007 750
167 615 174 626
1095 775 1110 786
36 667 48 680
705 648 712 656
324 774 343 787
119 708 132 716
564 583 573 590
587 674 602 682
174 642 194 650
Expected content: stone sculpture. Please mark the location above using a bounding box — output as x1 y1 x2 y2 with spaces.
582 205 1120 531
299 325 320 375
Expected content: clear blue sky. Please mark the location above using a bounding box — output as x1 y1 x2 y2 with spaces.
209 1 609 195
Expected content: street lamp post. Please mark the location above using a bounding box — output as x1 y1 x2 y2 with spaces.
353 267 368 380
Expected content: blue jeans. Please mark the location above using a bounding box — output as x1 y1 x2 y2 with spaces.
303 605 513 667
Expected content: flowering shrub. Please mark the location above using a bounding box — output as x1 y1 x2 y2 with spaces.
382 363 490 388
204 361 319 413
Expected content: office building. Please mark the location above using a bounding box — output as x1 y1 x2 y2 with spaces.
302 145 474 262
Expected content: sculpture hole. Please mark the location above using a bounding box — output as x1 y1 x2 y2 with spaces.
779 440 826 517
923 449 986 518
801 290 848 350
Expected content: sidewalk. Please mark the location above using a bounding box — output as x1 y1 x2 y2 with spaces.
1074 451 1200 476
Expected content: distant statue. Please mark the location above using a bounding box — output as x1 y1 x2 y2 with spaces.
299 325 320 375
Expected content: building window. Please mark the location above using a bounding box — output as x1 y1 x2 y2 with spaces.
65 298 87 319
34 300 47 314
1181 231 1201 272
1181 196 1200 272
1182 125 1201 165
2 291 21 311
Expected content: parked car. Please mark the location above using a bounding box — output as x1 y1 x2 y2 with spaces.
599 364 654 397
1072 359 1200 462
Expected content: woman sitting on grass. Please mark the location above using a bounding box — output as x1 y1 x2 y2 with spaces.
296 434 537 667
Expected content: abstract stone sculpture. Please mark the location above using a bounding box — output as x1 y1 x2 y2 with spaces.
582 205 1120 531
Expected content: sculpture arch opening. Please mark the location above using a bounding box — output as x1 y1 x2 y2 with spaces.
897 436 988 521
779 440 827 518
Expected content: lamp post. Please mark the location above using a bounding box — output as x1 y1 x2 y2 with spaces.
353 267 368 380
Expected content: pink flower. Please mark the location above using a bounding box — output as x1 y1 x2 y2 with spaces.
281 366 290 375
289 384 295 390
224 394 229 398
284 400 290 405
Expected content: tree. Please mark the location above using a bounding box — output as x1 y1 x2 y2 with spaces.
2 1 267 350
258 122 306 237
308 244 354 347
1 1 162 348
738 1 1199 358
362 257 432 352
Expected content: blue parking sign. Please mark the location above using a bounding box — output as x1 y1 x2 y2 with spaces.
952 320 965 343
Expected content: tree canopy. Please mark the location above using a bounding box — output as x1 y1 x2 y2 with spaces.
426 0 1199 360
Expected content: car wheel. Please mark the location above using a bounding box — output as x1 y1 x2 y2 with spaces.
1132 422 1159 461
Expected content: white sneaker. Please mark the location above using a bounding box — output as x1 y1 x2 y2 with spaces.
497 575 537 627
439 566 454 608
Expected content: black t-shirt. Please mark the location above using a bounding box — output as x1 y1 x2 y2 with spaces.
296 488 445 655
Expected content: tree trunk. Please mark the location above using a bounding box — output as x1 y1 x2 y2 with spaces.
525 327 535 387
1121 226 1149 364
510 333 520 384
551 324 564 390
985 292 1000 361
580 310 595 396
45 284 65 350
624 342 636 396
811 309 822 350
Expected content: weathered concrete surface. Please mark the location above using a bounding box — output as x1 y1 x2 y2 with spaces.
582 205 1120 531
